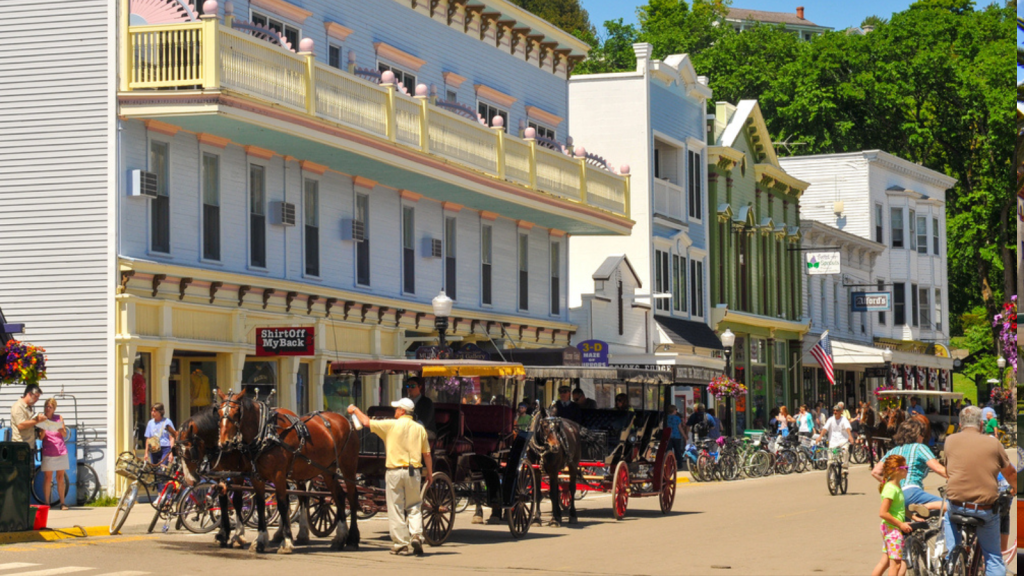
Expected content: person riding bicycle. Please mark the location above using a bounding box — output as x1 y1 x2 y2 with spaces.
819 404 853 473
941 405 1017 576
871 419 947 516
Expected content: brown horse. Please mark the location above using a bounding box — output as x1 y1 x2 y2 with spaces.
528 408 581 527
217 390 360 554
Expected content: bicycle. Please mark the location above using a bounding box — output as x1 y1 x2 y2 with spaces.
995 425 1014 450
825 445 848 496
109 451 222 535
941 486 1014 576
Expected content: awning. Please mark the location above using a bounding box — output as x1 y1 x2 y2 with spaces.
655 317 725 350
801 338 884 367
522 365 674 385
330 359 525 378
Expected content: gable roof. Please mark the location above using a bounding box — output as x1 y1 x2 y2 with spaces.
592 254 642 288
727 8 826 28
717 100 779 166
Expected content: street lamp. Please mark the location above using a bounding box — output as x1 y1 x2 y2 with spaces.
720 328 736 436
882 348 893 387
432 291 453 353
997 356 1006 384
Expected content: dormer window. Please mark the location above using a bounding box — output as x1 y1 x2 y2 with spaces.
478 102 508 132
528 121 555 140
251 10 300 50
377 63 416 91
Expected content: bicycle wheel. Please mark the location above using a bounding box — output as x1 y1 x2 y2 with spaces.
904 534 928 576
76 463 100 505
945 547 968 576
179 483 221 534
776 450 797 475
795 450 810 473
839 468 848 494
148 485 176 533
850 444 868 464
720 455 740 481
32 467 70 506
110 482 139 535
745 451 769 478
827 465 838 496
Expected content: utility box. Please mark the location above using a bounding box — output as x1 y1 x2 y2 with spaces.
0 442 32 532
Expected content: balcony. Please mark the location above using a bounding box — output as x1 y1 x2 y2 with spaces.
653 178 685 222
118 15 632 235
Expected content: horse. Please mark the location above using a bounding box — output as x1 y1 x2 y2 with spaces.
527 407 581 527
175 406 310 549
217 390 360 554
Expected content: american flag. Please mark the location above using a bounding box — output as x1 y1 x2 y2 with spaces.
809 331 835 386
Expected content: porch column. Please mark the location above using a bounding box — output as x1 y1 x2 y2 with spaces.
114 341 137 496
227 351 247 395
310 355 327 412
152 345 174 413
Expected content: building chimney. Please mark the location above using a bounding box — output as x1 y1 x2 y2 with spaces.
796 6 804 20
632 43 653 74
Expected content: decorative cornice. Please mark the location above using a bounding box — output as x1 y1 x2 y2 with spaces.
196 133 229 148
442 71 467 89
474 84 517 108
324 21 354 42
352 175 377 190
251 0 312 23
525 105 563 127
144 119 179 137
300 160 327 175
373 41 426 72
549 228 566 238
442 201 463 212
244 145 275 160
400 189 423 201
480 211 498 221
517 220 534 230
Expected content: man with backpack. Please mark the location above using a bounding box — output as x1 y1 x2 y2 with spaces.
685 403 715 443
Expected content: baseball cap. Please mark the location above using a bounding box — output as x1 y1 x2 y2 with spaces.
392 397 416 412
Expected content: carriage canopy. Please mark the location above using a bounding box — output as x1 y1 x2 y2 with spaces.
329 359 525 379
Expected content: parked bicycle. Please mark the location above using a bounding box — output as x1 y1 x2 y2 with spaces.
109 451 222 535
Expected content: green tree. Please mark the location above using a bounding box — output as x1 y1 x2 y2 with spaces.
507 0 595 38
860 15 889 28
573 18 639 75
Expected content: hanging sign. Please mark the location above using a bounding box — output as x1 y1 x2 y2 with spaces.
852 292 891 312
255 327 315 356
454 344 490 360
576 340 609 366
805 251 841 275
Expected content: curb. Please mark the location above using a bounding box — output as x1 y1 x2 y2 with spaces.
0 526 111 545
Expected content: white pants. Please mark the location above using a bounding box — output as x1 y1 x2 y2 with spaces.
385 468 423 550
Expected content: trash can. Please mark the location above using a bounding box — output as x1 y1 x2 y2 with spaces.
32 426 77 506
0 441 32 532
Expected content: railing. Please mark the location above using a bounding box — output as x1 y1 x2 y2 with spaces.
121 18 630 219
653 178 685 222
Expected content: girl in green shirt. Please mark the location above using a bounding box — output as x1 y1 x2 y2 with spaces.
872 455 913 576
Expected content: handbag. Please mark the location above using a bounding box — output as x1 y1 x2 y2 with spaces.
146 435 162 453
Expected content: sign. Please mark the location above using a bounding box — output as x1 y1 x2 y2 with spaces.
852 292 891 312
864 367 888 378
674 366 725 384
415 345 450 360
454 344 490 360
255 327 315 356
576 340 608 366
805 251 841 275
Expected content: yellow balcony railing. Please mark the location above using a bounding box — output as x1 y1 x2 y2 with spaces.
121 17 630 220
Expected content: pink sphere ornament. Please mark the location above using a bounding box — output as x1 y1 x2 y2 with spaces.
381 70 396 84
299 37 314 53
574 146 586 158
619 164 630 175
415 83 428 97
491 115 504 128
203 0 218 14
524 127 536 139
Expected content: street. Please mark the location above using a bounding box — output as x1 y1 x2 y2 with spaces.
2 463 1016 576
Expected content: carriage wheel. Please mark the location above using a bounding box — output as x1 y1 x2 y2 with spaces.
659 455 677 514
611 461 629 521
507 461 535 539
307 483 339 538
422 472 455 546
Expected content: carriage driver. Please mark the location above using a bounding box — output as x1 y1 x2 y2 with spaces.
348 398 433 557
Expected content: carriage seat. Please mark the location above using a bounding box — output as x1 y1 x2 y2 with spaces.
433 408 472 455
443 404 513 456
358 405 397 455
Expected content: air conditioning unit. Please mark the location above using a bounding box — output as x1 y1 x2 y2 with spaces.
342 219 366 241
270 201 296 226
129 170 158 197
423 237 443 258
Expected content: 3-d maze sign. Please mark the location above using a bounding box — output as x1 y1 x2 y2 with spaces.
256 327 315 356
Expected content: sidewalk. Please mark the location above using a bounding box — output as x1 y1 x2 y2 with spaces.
0 504 154 545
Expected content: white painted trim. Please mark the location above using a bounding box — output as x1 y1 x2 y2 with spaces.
685 136 705 151
653 130 686 150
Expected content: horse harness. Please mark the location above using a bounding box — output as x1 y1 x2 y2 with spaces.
529 416 570 458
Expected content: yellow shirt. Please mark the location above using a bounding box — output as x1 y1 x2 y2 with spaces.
190 372 211 407
10 399 33 443
369 415 430 469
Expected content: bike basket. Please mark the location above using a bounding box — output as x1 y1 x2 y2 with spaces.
114 452 148 481
750 432 763 444
799 436 814 449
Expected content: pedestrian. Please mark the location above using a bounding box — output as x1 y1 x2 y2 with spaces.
796 405 815 440
871 454 912 576
775 406 794 437
666 405 684 467
144 403 175 465
870 419 947 516
348 398 432 556
686 403 711 442
405 377 436 441
982 406 999 437
39 398 70 510
9 384 46 444
515 402 532 432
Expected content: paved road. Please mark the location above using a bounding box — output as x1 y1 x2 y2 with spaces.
2 464 1016 576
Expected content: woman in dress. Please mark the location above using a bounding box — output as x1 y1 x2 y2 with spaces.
39 398 70 510
144 403 175 465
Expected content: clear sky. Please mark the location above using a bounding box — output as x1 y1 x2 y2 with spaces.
581 0 916 33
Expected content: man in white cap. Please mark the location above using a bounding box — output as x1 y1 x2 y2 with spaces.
348 398 432 556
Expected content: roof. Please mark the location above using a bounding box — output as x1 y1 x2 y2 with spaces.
717 100 779 167
655 317 725 350
593 254 642 288
727 8 826 28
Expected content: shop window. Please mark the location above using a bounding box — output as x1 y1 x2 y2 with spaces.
296 363 310 415
188 362 216 416
132 352 152 449
202 153 220 261
150 141 170 253
241 360 277 402
323 374 360 412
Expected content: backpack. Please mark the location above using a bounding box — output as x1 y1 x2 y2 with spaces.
692 413 711 438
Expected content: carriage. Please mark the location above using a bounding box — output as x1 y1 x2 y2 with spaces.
874 390 964 457
328 358 537 543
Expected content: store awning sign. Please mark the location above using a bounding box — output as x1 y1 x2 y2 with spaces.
576 340 608 366
852 292 890 312
256 327 315 356
805 251 841 275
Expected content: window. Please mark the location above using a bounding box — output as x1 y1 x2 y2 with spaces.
890 207 904 248
690 259 704 317
932 217 939 255
919 287 930 328
444 216 457 300
303 179 319 277
377 62 416 91
877 279 886 325
201 153 219 261
329 45 342 69
481 225 492 305
518 233 528 310
251 10 300 50
916 214 927 254
908 209 917 251
672 254 687 313
150 141 170 253
528 121 555 140
874 203 884 244
893 282 906 326
402 206 415 294
687 150 702 220
445 89 458 103
550 242 560 315
478 101 508 131
911 283 919 327
934 288 942 331
248 164 266 268
355 193 370 286
653 149 661 179
655 250 670 312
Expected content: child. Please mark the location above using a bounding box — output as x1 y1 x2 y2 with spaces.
872 454 913 576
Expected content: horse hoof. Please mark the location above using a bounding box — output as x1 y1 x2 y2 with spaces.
547 520 561 527
249 541 264 554
471 515 484 525
277 546 293 555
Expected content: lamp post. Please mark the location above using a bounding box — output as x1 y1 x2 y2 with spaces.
997 356 1006 385
720 329 736 436
432 291 453 356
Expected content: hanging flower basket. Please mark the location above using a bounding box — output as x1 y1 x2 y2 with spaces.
990 386 1015 411
874 385 899 411
0 339 47 387
708 375 747 399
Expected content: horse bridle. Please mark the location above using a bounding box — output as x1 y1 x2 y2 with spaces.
529 417 566 456
218 396 248 451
